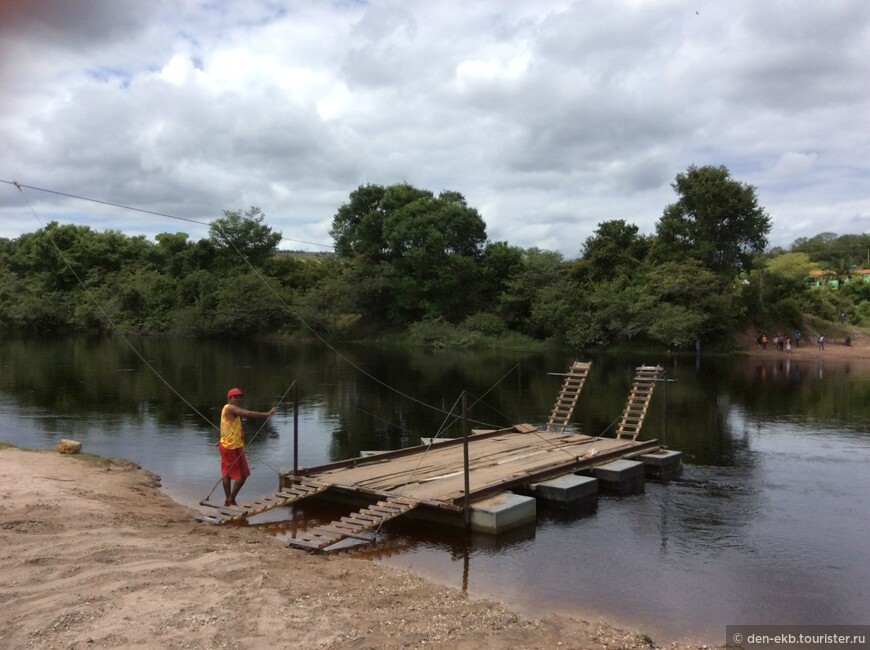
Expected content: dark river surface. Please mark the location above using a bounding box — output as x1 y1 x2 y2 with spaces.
2 335 869 644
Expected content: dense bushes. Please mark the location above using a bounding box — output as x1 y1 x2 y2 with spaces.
2 174 867 348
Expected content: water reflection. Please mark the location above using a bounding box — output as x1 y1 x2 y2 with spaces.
2 336 870 643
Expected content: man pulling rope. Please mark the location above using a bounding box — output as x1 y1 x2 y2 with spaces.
219 387 276 506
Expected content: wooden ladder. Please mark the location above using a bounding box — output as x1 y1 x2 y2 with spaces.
287 495 419 552
544 361 592 433
196 479 330 525
614 365 664 441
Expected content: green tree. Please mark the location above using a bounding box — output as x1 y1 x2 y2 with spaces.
294 258 364 337
8 222 137 291
497 248 568 336
478 241 523 303
653 165 770 276
330 184 392 260
747 269 808 329
643 259 741 344
830 256 854 286
151 232 216 278
3 223 156 330
645 303 706 348
76 268 176 334
834 234 870 268
791 233 838 261
209 207 282 269
263 254 324 294
208 272 288 336
330 183 488 324
577 219 651 282
765 252 816 281
0 269 78 331
792 233 870 267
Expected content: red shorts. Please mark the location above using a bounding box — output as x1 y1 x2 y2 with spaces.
218 444 250 481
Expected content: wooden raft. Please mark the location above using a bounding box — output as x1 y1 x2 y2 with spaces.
544 361 591 433
615 365 664 440
278 429 659 552
291 426 657 505
286 495 419 551
196 478 329 525
197 360 669 551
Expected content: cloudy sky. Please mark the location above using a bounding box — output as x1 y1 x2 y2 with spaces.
1 0 868 257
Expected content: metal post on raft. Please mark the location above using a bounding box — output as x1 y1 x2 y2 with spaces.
651 372 676 449
517 362 523 422
462 391 471 532
662 372 673 449
293 382 299 476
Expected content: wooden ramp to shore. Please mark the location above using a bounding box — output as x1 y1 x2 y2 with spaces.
285 495 419 551
195 478 330 525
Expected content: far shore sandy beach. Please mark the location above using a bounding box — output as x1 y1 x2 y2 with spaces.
732 328 870 360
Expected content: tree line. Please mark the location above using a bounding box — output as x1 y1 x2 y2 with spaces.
1 164 867 349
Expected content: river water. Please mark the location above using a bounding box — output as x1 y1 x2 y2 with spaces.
2 335 868 644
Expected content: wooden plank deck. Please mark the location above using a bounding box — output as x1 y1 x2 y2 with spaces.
275 424 658 551
286 425 659 508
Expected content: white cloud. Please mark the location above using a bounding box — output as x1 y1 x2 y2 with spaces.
770 152 819 179
1 0 869 255
159 54 194 86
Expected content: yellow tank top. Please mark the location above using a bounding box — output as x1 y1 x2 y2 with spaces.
220 404 244 449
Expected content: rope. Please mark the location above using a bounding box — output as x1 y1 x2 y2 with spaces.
597 411 626 438
465 364 609 464
423 363 521 440
0 179 332 250
365 392 463 537
370 364 521 537
11 183 219 432
1 178 488 426
8 181 296 505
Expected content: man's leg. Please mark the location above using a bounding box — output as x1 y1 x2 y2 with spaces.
222 475 232 506
229 475 246 505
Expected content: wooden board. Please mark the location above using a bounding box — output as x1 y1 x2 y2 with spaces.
293 432 644 503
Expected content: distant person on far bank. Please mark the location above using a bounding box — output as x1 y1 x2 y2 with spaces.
219 387 276 506
795 330 801 347
818 335 825 350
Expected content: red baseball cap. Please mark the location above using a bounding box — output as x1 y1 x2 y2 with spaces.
227 387 244 399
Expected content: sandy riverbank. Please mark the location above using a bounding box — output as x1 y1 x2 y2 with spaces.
732 326 870 360
0 446 711 650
